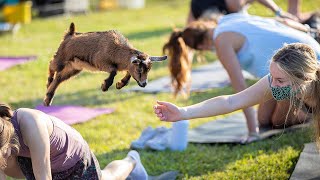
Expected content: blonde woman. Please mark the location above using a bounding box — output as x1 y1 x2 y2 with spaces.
163 11 320 142
0 104 148 180
158 43 320 143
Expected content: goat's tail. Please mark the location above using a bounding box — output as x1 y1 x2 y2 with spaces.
163 29 192 97
64 22 76 39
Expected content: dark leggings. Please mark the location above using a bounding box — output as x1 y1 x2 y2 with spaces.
17 153 102 180
191 0 229 19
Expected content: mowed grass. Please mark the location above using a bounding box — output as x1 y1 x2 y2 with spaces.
1 0 320 179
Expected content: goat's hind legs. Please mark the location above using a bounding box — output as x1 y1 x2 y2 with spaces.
116 72 131 89
46 64 55 88
43 65 81 106
101 70 117 91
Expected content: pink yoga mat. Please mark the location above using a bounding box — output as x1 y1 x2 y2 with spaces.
35 105 115 125
0 56 37 71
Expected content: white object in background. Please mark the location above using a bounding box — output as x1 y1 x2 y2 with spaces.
118 0 145 9
65 0 89 13
169 120 189 151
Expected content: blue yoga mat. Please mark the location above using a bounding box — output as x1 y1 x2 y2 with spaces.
188 112 311 144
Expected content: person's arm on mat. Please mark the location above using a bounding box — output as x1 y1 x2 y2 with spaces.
275 17 309 32
154 76 272 122
18 109 52 179
256 0 298 21
214 31 258 134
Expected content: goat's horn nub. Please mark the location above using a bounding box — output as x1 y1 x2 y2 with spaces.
149 55 168 62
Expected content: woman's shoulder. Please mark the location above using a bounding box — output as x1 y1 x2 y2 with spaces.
15 108 36 113
15 108 49 128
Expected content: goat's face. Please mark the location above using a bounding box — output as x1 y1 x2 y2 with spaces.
129 54 152 87
129 54 167 87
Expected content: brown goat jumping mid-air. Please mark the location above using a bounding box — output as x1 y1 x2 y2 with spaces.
44 22 167 106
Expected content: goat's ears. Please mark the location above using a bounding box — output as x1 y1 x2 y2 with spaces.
150 55 168 62
130 56 141 64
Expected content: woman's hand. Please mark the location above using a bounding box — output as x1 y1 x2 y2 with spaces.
240 132 261 144
277 11 299 22
153 101 183 122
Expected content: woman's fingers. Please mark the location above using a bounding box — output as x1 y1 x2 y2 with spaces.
154 106 166 119
156 101 172 107
154 104 164 111
156 112 166 120
154 108 160 113
154 108 168 121
156 100 166 105
154 101 175 121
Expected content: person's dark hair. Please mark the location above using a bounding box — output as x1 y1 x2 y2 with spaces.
163 21 216 97
0 103 20 169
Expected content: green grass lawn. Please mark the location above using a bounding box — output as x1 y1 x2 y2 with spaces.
1 0 320 179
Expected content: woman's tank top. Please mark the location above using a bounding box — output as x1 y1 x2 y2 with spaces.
213 13 320 77
11 110 91 173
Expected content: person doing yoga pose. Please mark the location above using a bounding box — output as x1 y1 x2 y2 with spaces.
163 12 320 142
0 103 148 180
159 43 320 143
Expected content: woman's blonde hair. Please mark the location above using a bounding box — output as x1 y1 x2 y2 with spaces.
163 21 217 97
0 103 20 168
272 43 320 148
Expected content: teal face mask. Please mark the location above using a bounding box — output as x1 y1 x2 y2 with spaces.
268 74 293 101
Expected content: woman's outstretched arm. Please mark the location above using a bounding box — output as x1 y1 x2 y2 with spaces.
154 76 272 122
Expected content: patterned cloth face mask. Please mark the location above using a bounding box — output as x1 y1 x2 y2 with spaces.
268 74 293 101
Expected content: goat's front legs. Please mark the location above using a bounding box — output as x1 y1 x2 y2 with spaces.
116 72 131 89
101 70 117 91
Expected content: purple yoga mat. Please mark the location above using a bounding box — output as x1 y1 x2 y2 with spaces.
35 105 115 125
0 56 37 71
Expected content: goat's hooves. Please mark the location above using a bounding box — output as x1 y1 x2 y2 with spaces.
101 84 109 92
43 99 51 107
116 82 123 89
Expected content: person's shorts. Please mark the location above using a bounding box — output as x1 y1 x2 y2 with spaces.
17 152 102 180
191 0 229 19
